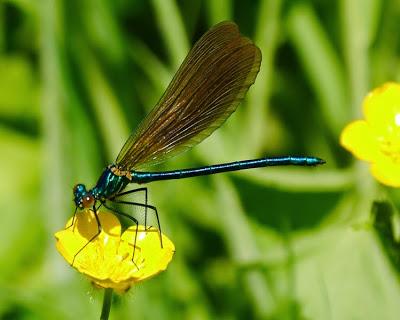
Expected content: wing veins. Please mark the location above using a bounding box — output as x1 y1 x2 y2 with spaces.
116 22 261 170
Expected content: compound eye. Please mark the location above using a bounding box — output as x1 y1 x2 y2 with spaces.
73 184 86 194
82 194 94 208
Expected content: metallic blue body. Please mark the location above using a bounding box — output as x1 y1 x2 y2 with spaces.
73 166 130 208
91 167 130 200
73 156 324 207
131 156 324 184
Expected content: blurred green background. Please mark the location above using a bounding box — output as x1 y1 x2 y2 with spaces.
1 0 400 319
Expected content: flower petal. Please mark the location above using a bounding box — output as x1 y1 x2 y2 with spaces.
55 210 121 266
121 226 175 281
363 82 400 135
340 120 381 161
370 157 400 187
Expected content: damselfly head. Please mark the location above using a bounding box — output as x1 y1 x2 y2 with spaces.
73 183 86 195
73 184 94 209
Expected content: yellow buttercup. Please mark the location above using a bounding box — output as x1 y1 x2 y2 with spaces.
55 210 175 293
341 82 400 187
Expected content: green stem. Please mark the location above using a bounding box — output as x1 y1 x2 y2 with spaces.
0 1 4 52
206 0 232 24
151 0 188 69
100 288 113 320
287 3 348 137
243 0 282 156
340 0 380 117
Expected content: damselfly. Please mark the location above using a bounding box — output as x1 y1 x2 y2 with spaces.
71 21 324 263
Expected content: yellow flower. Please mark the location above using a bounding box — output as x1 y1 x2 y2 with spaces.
55 210 175 293
340 82 400 187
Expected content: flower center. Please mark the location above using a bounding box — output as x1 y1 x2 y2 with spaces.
380 135 400 163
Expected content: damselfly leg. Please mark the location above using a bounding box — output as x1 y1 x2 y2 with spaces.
102 201 140 269
71 206 102 266
111 187 149 227
66 206 78 230
111 188 163 248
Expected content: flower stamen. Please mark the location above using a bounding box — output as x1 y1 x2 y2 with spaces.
380 139 400 163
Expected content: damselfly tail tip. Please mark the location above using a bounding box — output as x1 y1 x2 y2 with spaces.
309 157 326 166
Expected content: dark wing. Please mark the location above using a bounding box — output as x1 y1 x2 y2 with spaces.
116 21 261 170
